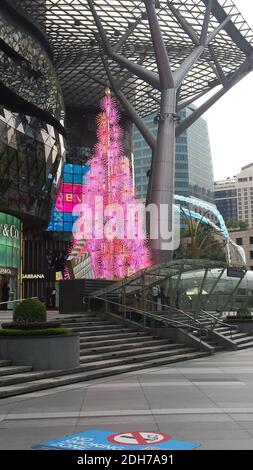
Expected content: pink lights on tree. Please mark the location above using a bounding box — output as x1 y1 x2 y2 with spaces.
71 88 152 279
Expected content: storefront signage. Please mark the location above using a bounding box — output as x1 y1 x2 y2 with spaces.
0 213 21 299
227 267 246 278
0 267 16 276
0 223 19 239
22 274 45 280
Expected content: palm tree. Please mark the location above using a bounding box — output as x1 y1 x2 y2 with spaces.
175 209 225 261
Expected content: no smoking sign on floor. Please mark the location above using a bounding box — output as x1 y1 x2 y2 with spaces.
107 431 171 446
32 429 200 450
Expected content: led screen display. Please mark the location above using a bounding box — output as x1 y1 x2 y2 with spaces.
47 164 89 232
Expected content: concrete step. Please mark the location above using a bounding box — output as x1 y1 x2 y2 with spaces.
233 336 253 345
0 347 197 387
63 320 109 327
79 331 147 341
236 341 253 350
221 332 249 339
0 351 209 398
80 346 193 363
79 335 164 348
215 328 237 335
0 365 33 377
71 324 129 333
80 340 182 353
0 360 12 368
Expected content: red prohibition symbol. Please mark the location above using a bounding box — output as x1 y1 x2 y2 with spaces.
107 431 172 446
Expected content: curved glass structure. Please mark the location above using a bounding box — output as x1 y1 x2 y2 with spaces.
171 268 253 312
0 106 65 230
0 3 64 133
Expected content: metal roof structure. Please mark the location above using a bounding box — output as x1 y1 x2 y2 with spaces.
6 0 253 263
11 0 253 118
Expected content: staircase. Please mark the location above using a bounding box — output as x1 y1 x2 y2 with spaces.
0 313 208 399
193 312 253 351
150 308 253 352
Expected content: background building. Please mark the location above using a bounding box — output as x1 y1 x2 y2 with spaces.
214 164 253 270
215 163 253 227
133 107 214 203
229 230 253 271
236 163 253 228
214 178 237 223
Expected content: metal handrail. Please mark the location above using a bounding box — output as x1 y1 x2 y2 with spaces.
0 297 38 306
136 296 202 326
200 309 239 338
93 295 210 342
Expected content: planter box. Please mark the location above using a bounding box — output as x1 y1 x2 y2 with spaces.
0 333 80 370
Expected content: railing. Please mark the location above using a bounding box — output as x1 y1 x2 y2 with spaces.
92 295 211 349
135 296 239 340
0 297 38 307
135 296 201 326
200 309 239 339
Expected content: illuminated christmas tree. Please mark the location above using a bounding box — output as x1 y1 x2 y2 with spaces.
71 87 151 279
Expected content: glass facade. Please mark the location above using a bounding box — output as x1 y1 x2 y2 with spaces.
170 269 253 311
0 106 65 229
0 4 64 126
214 188 238 222
133 108 214 203
0 212 21 304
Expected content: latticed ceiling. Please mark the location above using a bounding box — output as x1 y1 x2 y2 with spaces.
11 0 253 117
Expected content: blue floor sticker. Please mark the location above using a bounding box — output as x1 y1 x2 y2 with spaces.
32 429 200 450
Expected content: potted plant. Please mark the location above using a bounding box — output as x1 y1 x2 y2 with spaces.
0 299 80 370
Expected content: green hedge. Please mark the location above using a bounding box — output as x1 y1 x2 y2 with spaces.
225 317 253 323
0 328 70 336
236 307 250 318
14 298 47 323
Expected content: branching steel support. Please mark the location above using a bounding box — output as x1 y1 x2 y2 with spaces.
87 0 253 265
102 57 156 150
176 52 253 136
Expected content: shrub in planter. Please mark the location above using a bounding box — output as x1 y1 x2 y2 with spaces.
236 307 250 319
225 316 253 322
0 328 70 336
13 298 47 323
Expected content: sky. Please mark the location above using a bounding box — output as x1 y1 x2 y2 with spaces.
200 1 253 181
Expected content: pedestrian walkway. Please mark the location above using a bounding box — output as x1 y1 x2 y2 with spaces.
1 348 253 449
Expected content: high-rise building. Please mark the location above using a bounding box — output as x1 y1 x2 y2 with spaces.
215 163 253 227
214 178 237 222
236 163 253 228
133 107 214 203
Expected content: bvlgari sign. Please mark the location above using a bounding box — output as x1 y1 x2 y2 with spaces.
0 223 19 239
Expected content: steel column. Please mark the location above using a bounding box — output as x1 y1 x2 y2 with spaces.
147 88 176 262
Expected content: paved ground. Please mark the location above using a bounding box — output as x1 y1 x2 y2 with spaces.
1 348 253 449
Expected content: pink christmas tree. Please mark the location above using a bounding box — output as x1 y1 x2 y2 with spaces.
70 87 152 280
